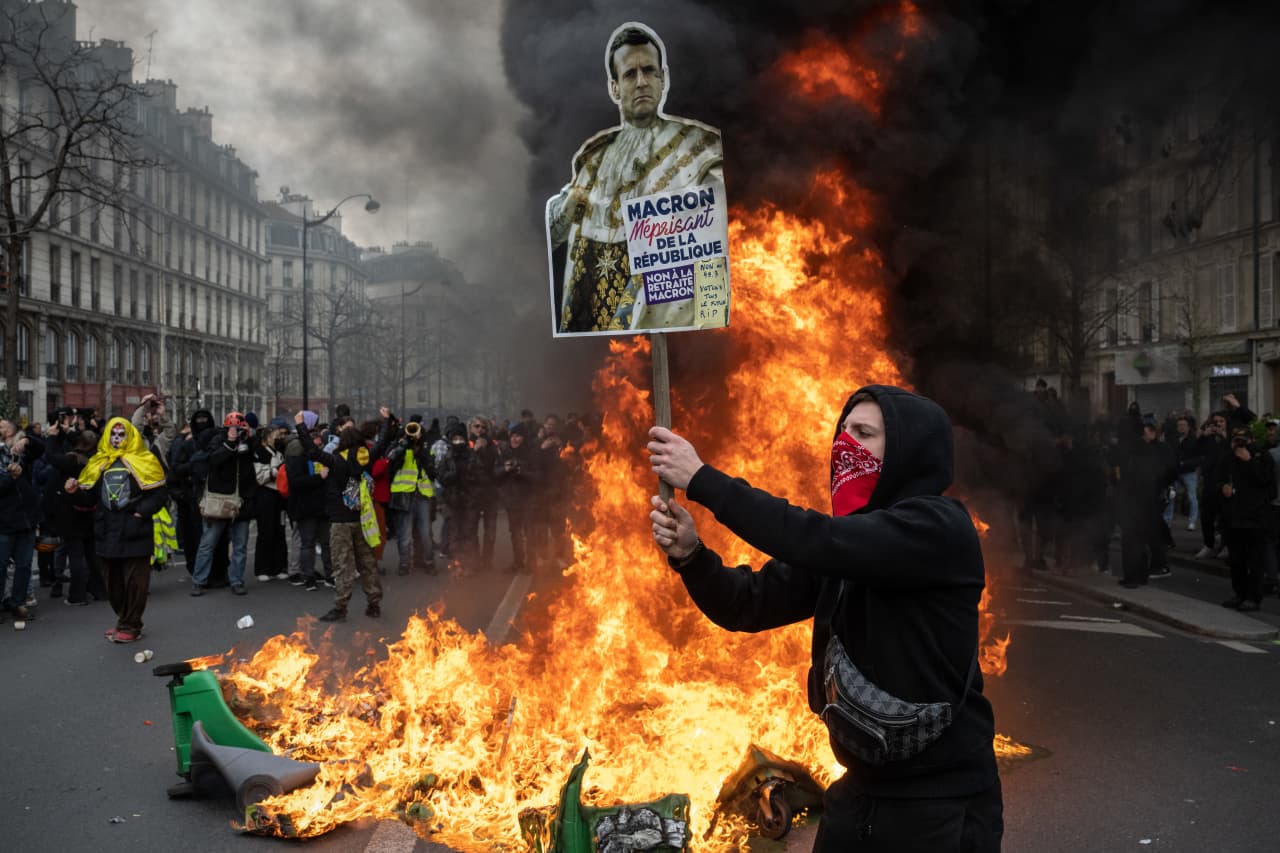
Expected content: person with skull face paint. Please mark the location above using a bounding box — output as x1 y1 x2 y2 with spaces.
648 386 1002 853
75 418 169 642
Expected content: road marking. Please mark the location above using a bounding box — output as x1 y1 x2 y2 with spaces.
364 819 418 852
1016 598 1072 606
1216 640 1267 654
1005 619 1163 637
485 573 533 645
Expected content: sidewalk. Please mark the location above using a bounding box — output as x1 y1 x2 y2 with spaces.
1024 519 1278 642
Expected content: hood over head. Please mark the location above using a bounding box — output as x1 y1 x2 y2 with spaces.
835 385 953 510
189 409 215 435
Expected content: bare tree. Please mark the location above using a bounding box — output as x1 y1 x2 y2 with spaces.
274 275 378 415
0 2 151 399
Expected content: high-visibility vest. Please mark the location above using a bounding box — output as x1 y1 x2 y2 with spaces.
390 448 435 498
152 506 178 565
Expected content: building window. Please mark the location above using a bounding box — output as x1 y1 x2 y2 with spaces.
17 159 29 216
1138 280 1157 342
1218 262 1238 331
66 332 79 381
205 291 211 333
45 328 58 379
1261 254 1276 330
70 251 81 308
282 260 293 288
17 324 29 377
1105 288 1119 346
49 244 61 303
141 343 151 384
112 264 123 315
85 335 97 380
124 340 135 383
145 274 154 322
90 258 100 312
129 268 139 319
165 277 173 325
108 337 119 380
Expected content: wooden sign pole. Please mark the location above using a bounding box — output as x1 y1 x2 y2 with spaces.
651 332 674 502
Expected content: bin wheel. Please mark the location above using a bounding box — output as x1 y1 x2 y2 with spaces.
152 661 194 678
756 794 793 840
166 780 195 799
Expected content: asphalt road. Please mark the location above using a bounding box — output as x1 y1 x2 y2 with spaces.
3 533 1278 853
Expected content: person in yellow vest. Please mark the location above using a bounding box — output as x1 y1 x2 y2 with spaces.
296 408 393 622
386 419 437 576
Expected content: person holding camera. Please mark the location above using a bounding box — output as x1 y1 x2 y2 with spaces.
131 393 176 464
386 416 437 576
1220 427 1276 611
468 417 500 571
189 412 268 597
495 422 541 574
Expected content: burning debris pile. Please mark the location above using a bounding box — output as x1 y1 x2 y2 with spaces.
185 4 1019 849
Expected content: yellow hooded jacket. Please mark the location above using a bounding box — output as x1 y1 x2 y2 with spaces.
78 417 167 490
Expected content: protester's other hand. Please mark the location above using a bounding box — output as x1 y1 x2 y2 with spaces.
1222 484 1234 498
647 427 704 491
650 495 698 559
1234 446 1252 462
294 411 305 425
65 478 79 493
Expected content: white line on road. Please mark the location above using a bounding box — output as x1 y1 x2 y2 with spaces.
1016 598 1072 606
1216 640 1267 654
485 572 534 645
1004 618 1163 637
363 819 418 853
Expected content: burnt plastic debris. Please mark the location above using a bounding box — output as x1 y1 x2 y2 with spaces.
710 745 825 841
519 749 690 853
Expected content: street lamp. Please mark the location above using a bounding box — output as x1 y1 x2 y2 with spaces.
301 193 380 412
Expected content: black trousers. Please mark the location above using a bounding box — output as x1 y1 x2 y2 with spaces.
814 777 1003 853
1120 504 1165 584
1201 495 1222 549
1225 526 1266 604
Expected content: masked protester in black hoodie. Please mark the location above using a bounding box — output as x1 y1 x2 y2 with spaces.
648 385 1001 853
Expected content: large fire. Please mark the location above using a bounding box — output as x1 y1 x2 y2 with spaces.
201 7 1019 849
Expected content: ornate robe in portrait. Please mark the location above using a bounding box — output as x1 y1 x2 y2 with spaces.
548 116 723 333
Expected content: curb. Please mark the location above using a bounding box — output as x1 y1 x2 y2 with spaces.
1033 572 1279 642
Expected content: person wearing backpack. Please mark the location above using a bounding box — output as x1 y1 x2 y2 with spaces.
296 408 393 621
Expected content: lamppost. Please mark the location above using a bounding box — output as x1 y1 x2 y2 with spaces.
301 193 380 412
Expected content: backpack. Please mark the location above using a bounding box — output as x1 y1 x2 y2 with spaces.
275 462 290 498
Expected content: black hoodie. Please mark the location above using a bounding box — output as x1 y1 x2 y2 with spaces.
676 385 997 798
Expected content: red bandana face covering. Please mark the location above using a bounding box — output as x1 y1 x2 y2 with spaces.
831 431 882 516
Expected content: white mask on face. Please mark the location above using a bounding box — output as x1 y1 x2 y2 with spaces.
110 425 127 449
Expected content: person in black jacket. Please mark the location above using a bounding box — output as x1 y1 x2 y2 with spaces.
437 422 484 572
1116 419 1177 587
1197 413 1232 558
73 418 169 643
1163 415 1203 533
1220 427 1276 611
39 423 101 605
284 410 333 589
297 408 393 621
190 412 268 596
0 424 43 620
167 409 216 574
495 422 541 573
648 385 1001 853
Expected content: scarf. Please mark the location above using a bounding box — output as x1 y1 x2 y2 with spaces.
78 417 166 490
831 431 882 516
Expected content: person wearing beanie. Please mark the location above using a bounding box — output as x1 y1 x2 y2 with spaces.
245 412 260 432
647 386 1002 852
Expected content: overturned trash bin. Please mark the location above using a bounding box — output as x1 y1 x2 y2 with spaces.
153 659 320 832
520 749 690 853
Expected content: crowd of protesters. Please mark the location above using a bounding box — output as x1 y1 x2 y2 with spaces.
1018 379 1280 612
0 398 595 642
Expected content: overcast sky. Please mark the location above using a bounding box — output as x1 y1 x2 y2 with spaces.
77 0 533 286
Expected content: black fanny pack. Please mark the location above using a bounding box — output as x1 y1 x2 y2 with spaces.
809 581 977 767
